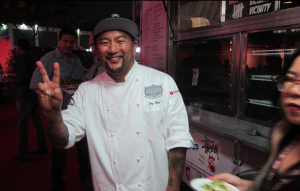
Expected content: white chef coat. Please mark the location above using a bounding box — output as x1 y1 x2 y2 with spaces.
62 60 194 191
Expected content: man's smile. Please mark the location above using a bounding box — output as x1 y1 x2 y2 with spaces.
106 56 123 63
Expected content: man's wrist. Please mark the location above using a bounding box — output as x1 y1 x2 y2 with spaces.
45 110 62 118
45 111 69 149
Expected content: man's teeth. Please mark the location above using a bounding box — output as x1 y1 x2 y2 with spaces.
110 57 119 60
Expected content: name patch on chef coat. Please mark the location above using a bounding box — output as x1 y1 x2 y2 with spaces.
144 84 163 99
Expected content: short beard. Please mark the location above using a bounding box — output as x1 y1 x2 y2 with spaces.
105 57 133 74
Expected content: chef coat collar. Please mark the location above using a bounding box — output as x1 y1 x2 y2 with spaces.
124 60 137 81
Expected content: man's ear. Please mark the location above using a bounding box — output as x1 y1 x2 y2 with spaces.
133 40 138 47
133 40 138 54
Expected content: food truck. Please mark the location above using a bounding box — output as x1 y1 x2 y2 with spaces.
133 0 300 189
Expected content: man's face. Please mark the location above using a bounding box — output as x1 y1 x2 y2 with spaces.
58 34 76 55
95 30 137 74
89 33 97 57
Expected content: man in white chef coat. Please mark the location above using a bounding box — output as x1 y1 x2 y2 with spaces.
34 15 194 191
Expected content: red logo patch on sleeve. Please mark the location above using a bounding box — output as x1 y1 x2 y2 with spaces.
170 91 173 95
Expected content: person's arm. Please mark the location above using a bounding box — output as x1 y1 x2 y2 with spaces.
167 147 187 191
35 61 69 148
164 77 194 190
45 110 69 148
210 173 254 191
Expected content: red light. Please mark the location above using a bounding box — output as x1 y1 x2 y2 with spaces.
266 45 269 47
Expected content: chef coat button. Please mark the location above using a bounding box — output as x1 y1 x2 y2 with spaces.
138 183 141 187
136 131 140 135
135 79 138 82
111 133 114 137
113 159 117 163
137 157 140 162
137 103 139 106
107 108 110 111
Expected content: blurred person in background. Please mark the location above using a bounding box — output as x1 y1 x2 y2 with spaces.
30 27 92 191
60 32 105 85
0 64 7 105
14 39 47 162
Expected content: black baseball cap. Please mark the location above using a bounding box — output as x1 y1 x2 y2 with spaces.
93 14 138 40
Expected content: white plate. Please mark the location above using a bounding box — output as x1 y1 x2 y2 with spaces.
190 178 240 191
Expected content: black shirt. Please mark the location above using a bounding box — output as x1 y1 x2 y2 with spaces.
16 51 37 100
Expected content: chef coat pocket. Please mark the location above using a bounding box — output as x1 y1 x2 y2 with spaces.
144 98 164 123
145 108 163 119
144 104 164 127
144 109 164 127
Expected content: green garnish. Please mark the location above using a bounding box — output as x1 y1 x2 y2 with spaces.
201 180 229 191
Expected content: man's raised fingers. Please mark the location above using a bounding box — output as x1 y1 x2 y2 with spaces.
36 61 50 83
37 83 46 98
52 62 60 84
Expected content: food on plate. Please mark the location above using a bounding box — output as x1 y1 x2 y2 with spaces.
201 180 233 191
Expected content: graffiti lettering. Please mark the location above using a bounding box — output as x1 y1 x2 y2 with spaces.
201 135 219 160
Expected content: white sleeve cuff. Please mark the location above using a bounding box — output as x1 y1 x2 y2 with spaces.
165 132 194 151
64 122 76 149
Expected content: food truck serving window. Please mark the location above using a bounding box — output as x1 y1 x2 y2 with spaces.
243 28 300 124
176 37 234 115
178 1 221 31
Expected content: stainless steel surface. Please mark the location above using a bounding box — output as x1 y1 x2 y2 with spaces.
250 75 280 82
246 129 258 136
274 0 280 12
221 1 226 23
239 32 248 119
188 108 269 153
231 139 243 174
231 35 238 117
234 32 242 118
251 49 294 56
247 99 280 108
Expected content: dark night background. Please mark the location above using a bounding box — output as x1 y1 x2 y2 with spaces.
72 1 133 31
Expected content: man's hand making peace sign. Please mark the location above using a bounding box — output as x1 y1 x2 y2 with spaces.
35 61 69 149
35 61 63 113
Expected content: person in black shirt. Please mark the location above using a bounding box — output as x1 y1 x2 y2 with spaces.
14 39 47 162
0 64 6 105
